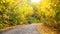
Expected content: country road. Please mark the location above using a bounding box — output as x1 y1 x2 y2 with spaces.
0 24 40 34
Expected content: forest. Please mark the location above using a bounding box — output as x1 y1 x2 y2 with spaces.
0 0 60 32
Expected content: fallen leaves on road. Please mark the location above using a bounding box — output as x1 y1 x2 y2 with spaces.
37 23 58 34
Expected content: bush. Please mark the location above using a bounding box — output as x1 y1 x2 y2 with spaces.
40 0 60 30
0 24 3 29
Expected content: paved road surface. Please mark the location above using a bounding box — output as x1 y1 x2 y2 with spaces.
0 24 40 34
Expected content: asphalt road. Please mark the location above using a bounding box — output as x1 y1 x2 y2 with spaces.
0 24 40 34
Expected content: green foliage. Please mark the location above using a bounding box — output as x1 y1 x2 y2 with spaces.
0 24 3 29
55 12 60 21
27 16 39 24
9 12 19 25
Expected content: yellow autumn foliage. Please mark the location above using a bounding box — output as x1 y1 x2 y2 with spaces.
0 0 60 30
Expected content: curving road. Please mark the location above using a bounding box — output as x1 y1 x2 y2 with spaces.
0 24 40 34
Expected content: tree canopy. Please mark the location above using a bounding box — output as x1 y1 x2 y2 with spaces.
0 0 60 30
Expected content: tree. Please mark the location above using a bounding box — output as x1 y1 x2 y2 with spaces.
0 0 20 28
